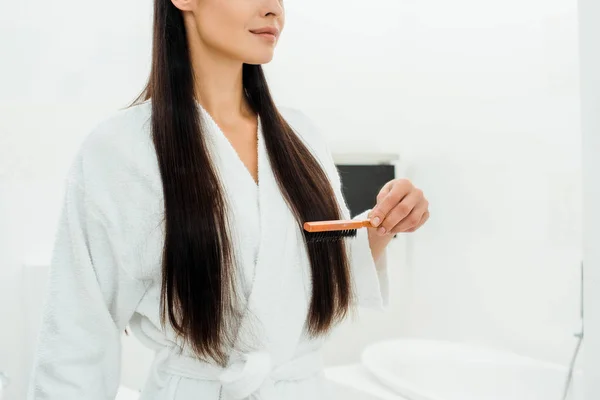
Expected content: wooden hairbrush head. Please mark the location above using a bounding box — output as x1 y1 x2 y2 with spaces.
302 219 373 243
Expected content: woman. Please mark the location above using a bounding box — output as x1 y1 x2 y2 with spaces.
27 0 430 399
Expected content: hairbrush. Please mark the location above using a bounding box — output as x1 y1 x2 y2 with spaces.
303 219 373 243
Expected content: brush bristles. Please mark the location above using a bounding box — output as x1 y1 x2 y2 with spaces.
304 229 358 243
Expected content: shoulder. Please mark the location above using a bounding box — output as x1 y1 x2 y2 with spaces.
73 100 155 178
78 100 153 170
277 106 339 178
278 106 331 156
278 106 320 139
67 100 160 210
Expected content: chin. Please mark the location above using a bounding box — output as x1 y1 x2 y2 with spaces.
243 51 276 65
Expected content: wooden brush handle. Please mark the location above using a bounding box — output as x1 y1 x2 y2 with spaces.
303 219 372 232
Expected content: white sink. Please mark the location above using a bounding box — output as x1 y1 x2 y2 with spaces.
361 339 582 400
325 364 408 400
116 386 141 400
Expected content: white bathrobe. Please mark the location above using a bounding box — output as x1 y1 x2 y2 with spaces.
27 100 389 400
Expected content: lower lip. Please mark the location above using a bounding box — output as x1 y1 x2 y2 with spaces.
252 32 277 42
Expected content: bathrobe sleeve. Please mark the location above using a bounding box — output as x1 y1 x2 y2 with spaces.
324 153 390 310
27 154 148 399
284 109 390 310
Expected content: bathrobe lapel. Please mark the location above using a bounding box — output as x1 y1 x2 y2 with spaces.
238 126 312 365
199 107 312 366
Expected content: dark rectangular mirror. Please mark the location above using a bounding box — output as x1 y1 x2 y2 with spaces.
336 164 396 218
333 153 399 218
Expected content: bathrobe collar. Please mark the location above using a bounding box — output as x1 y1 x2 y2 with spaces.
197 104 312 368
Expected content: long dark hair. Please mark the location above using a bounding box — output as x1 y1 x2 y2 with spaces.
130 0 354 366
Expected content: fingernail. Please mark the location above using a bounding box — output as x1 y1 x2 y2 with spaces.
377 227 386 235
372 217 381 227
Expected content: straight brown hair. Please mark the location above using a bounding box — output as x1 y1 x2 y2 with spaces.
130 0 354 366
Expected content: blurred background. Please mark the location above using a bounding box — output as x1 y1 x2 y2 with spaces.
1 0 599 399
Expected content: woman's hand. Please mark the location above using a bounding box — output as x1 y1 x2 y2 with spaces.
369 179 430 236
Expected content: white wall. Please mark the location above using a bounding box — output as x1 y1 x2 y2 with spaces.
0 0 582 398
0 2 156 398
268 0 582 366
579 0 600 397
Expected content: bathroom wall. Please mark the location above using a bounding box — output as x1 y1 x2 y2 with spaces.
579 0 600 397
0 0 582 398
265 0 582 366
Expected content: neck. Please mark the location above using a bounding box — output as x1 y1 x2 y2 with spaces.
185 17 252 123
